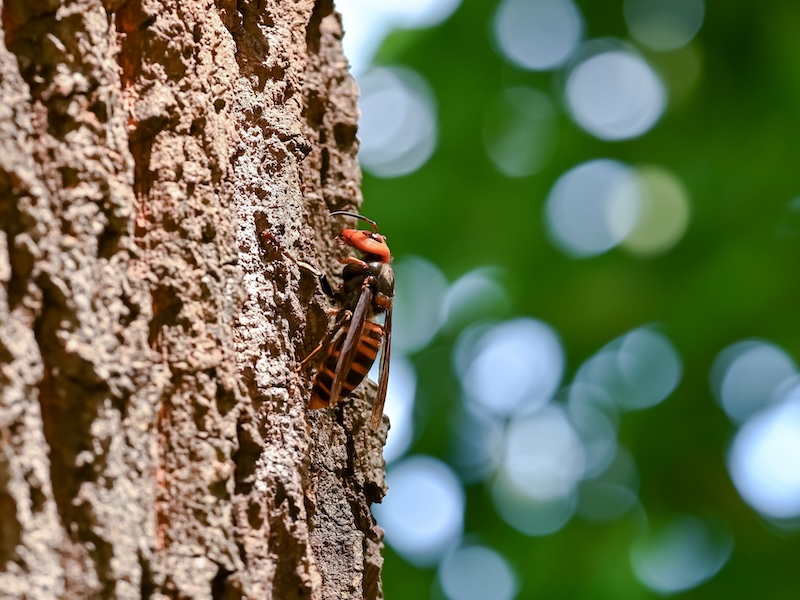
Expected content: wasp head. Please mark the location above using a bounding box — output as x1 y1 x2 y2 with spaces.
330 210 392 263
338 228 391 263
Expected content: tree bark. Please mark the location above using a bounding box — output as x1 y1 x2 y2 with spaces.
0 0 386 598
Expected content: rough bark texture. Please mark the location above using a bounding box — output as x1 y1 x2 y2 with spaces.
0 0 387 598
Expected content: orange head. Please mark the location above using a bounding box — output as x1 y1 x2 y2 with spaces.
331 211 391 263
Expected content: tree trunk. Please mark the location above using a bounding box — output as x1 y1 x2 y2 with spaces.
0 0 386 598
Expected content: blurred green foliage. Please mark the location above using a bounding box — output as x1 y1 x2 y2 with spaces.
358 1 800 597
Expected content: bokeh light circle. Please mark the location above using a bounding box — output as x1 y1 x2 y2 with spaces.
574 326 682 411
438 545 517 600
616 327 683 410
568 397 619 478
339 0 462 75
631 515 732 594
616 166 691 256
358 67 437 177
546 161 690 257
455 318 564 416
391 256 448 354
386 0 463 29
624 0 705 51
451 409 506 483
711 339 797 423
568 381 618 421
484 87 558 177
493 0 583 71
565 49 666 140
442 268 509 331
544 159 638 257
577 447 639 522
374 456 465 565
502 404 586 501
729 390 800 519
373 357 417 463
492 474 577 536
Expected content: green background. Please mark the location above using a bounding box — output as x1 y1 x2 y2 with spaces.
358 1 800 597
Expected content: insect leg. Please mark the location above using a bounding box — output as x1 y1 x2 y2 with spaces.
295 310 351 371
339 255 371 270
329 284 372 407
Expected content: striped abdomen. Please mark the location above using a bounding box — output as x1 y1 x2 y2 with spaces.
309 320 384 409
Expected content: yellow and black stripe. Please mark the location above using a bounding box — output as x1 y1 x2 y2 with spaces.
309 320 384 409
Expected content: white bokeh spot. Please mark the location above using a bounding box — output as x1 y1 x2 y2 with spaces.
566 49 666 140
374 456 465 565
358 68 438 178
493 0 583 70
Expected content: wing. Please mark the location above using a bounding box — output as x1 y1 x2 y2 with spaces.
370 307 391 431
329 283 372 407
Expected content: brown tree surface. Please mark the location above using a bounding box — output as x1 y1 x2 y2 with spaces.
0 0 386 598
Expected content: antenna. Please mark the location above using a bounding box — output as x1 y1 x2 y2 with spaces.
329 210 379 233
